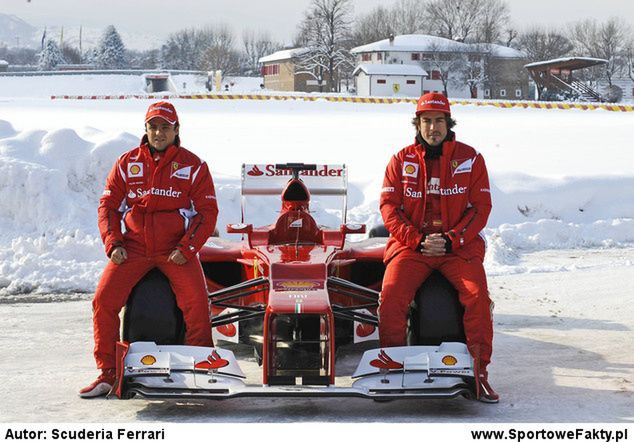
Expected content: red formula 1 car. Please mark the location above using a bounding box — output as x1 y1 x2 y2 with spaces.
113 163 480 401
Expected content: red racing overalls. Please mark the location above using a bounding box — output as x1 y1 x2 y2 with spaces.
93 137 218 369
379 135 494 368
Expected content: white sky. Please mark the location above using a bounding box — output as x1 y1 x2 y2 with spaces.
1 0 633 49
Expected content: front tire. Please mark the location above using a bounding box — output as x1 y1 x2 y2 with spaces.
122 268 186 345
407 271 465 346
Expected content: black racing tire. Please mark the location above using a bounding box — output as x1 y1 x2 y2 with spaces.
407 271 466 346
122 268 186 345
368 224 389 238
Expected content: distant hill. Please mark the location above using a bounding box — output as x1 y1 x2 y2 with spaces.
0 14 38 48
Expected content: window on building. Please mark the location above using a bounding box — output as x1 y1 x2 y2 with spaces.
500 89 507 97
431 70 441 80
362 53 371 61
377 52 383 61
262 64 280 76
515 89 522 98
377 79 386 84
422 53 434 60
411 53 420 61
484 89 490 97
468 54 480 62
406 79 416 85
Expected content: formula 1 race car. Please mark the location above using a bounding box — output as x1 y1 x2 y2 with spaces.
112 163 482 401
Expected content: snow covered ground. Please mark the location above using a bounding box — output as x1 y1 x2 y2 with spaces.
0 75 632 423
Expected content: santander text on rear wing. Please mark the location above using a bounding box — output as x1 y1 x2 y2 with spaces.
240 164 348 225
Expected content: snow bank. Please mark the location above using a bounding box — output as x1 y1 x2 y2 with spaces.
0 95 632 295
0 74 263 97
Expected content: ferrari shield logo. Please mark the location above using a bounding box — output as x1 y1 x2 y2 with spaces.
171 165 192 180
451 158 473 176
393 83 400 93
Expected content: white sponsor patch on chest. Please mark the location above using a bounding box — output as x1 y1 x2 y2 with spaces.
171 165 192 180
127 162 144 178
427 177 440 194
451 158 473 175
402 161 419 178
290 218 303 228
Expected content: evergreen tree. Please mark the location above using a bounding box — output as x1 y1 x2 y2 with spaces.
38 39 65 70
95 25 127 69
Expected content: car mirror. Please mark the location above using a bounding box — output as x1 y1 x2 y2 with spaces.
340 223 366 235
226 223 253 234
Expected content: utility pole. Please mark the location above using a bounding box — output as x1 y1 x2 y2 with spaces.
60 26 64 48
79 25 83 56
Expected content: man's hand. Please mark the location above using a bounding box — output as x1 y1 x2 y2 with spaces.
168 249 188 265
419 233 447 256
110 246 128 265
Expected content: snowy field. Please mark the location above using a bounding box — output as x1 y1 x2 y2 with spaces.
0 75 633 423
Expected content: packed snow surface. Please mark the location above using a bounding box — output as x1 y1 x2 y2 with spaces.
1 91 632 295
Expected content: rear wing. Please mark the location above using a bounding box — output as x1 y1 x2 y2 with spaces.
240 163 348 225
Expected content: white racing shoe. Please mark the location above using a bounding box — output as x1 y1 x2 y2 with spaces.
478 372 499 403
79 369 116 398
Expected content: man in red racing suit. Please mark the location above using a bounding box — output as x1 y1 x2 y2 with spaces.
79 102 218 398
379 93 498 402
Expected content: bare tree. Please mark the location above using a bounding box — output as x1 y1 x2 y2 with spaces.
459 45 488 98
295 0 355 92
392 0 427 35
516 28 574 62
425 0 484 42
627 41 634 82
160 25 241 75
351 0 427 46
160 28 207 70
504 28 518 47
474 0 509 44
351 6 394 47
568 18 630 88
424 0 510 43
200 25 241 75
422 42 467 96
61 44 82 64
242 31 283 76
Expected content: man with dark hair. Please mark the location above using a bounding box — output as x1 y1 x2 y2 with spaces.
80 102 218 398
379 92 498 402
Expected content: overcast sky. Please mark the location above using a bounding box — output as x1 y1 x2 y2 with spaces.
2 0 634 49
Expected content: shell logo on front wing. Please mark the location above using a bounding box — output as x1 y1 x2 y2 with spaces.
441 355 458 366
140 355 156 365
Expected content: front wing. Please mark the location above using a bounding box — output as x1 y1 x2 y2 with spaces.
118 342 476 400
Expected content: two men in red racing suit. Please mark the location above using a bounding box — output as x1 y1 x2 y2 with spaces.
379 93 498 402
79 102 218 398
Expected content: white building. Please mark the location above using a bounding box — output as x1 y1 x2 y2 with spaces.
353 64 427 97
351 34 527 98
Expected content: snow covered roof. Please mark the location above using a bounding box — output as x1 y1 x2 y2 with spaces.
480 44 526 59
351 34 472 54
353 63 428 77
259 48 309 64
0 60 8 66
524 57 608 69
